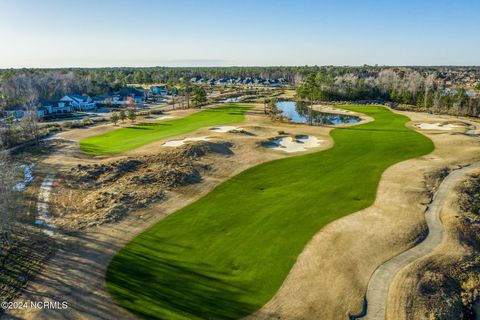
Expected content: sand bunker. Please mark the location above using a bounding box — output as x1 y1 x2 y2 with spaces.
416 123 458 131
266 135 322 153
162 136 210 147
209 126 244 133
152 115 175 120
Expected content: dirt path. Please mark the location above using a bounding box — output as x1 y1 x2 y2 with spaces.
361 162 480 320
35 175 56 236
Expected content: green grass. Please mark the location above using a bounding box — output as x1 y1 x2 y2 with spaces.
80 104 251 155
106 106 434 319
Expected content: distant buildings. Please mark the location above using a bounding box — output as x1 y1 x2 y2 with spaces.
188 76 286 87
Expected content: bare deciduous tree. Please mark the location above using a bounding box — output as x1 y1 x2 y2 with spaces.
0 154 16 266
22 95 41 145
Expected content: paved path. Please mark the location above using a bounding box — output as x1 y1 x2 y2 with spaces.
362 163 480 319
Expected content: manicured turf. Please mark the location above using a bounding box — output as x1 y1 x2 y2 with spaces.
106 106 434 320
80 104 251 155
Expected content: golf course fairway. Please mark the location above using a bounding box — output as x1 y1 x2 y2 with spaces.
106 106 434 319
80 104 251 155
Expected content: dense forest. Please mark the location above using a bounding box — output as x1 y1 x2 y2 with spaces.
296 68 480 117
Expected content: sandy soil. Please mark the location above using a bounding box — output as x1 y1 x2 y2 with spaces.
246 109 480 320
3 104 338 320
209 125 244 132
415 122 462 131
162 136 211 147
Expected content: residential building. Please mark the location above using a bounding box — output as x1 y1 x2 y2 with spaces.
118 88 146 103
61 95 96 111
41 99 74 114
150 85 168 96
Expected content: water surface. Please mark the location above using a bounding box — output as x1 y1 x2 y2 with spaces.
220 96 241 103
276 101 360 125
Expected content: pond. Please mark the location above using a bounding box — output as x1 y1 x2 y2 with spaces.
219 96 241 103
275 101 360 125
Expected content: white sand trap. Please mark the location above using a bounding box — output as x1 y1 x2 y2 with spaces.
416 123 458 131
162 136 210 147
209 126 244 133
267 136 322 153
152 115 175 120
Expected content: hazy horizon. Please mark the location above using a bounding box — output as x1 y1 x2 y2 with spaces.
1 0 479 68
2 64 480 70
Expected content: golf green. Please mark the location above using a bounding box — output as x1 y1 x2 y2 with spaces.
80 104 251 155
106 106 434 319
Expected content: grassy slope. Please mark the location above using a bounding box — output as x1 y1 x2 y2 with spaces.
106 106 434 320
80 104 251 155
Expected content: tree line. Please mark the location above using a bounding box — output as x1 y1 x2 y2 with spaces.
1 66 479 112
297 69 480 117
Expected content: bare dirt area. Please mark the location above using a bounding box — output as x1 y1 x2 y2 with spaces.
247 110 480 320
3 104 337 320
50 142 227 230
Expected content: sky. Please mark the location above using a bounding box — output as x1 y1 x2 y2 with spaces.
0 0 479 68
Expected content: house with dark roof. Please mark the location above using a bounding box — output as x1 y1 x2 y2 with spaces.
61 95 96 111
150 85 168 96
92 93 122 105
118 88 146 103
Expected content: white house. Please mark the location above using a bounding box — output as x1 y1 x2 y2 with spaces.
61 95 96 111
41 99 73 114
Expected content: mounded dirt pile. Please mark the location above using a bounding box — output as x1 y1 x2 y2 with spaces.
458 173 480 221
50 141 233 229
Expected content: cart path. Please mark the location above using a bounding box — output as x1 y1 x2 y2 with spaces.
362 162 480 320
35 175 56 235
